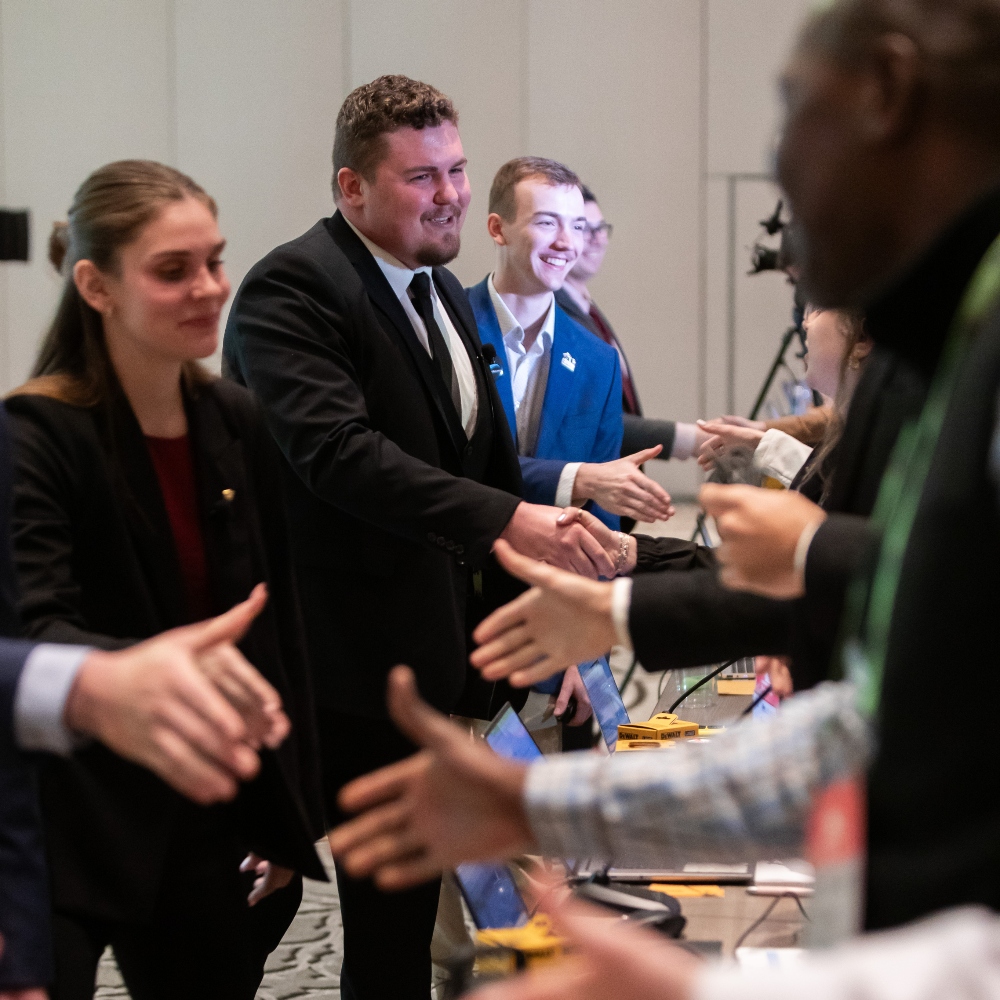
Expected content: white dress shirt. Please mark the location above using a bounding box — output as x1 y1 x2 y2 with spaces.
346 219 478 438
488 275 581 507
13 644 91 754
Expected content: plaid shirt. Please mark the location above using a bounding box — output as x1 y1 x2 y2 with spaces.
525 681 871 867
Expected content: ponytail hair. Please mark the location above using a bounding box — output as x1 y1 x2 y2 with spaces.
10 160 217 407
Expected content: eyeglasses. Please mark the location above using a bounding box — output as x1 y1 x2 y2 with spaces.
584 221 613 242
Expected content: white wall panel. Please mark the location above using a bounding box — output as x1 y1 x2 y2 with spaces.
707 0 813 175
526 0 704 497
0 0 174 388
174 0 344 353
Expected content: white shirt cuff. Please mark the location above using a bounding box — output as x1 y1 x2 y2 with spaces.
555 461 584 509
671 422 698 460
13 643 92 755
793 519 824 577
610 577 634 651
753 428 814 488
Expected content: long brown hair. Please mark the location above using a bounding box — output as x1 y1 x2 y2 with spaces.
799 307 869 501
10 159 217 407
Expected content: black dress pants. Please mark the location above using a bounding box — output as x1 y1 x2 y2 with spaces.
49 804 302 1000
319 710 442 1000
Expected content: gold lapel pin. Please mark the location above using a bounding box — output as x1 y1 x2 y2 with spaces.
221 488 235 502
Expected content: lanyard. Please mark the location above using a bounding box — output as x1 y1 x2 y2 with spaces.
844 232 1000 716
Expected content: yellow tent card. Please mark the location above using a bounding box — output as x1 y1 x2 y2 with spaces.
717 678 757 696
618 712 699 742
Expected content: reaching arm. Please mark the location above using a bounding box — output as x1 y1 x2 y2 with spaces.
328 667 870 888
524 680 869 867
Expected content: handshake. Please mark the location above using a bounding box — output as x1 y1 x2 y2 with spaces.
500 502 638 579
62 584 288 806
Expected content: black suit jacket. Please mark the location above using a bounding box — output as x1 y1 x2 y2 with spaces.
6 379 326 923
224 212 524 720
0 403 52 990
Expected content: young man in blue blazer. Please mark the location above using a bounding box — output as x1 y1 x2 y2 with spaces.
467 158 674 536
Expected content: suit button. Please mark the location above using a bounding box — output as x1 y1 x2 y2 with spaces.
464 443 473 457
446 540 455 551
455 545 464 555
427 532 436 542
438 537 447 547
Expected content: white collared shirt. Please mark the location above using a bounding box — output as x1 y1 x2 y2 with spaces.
347 219 478 437
488 273 557 459
488 275 581 506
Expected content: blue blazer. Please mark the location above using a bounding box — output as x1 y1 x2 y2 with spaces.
467 278 623 530
0 404 49 991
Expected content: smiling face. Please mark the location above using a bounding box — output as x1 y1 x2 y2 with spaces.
337 122 470 269
75 196 229 366
802 307 847 397
490 178 586 295
570 199 610 282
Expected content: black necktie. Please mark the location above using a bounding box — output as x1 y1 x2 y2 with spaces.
409 271 462 416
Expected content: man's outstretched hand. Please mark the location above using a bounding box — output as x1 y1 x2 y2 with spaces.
328 666 534 890
700 483 826 598
63 584 289 805
471 897 700 1000
500 502 616 579
573 446 675 523
470 540 617 687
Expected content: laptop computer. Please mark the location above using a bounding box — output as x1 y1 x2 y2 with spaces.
577 657 630 752
454 861 530 930
483 701 543 762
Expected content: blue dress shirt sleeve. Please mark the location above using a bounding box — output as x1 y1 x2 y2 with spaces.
12 644 91 755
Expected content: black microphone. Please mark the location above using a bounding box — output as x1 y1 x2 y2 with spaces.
481 343 504 379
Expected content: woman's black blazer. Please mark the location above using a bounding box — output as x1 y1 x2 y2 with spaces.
5 378 326 922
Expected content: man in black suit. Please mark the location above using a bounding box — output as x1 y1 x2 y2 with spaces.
223 75 617 1000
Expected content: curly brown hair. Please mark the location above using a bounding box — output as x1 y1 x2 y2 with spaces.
332 75 458 199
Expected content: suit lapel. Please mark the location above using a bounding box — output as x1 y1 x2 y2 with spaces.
186 385 255 614
466 280 518 439
535 307 577 457
327 213 467 456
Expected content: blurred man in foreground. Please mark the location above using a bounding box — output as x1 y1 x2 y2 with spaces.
331 0 1000 943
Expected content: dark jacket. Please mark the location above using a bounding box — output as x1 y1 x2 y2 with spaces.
6 379 326 923
0 402 51 990
223 212 524 721
828 188 1000 930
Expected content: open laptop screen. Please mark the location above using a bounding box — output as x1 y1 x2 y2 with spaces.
455 862 529 930
579 657 630 752
484 702 543 763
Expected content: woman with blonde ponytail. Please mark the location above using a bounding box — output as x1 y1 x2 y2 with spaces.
6 161 324 1000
